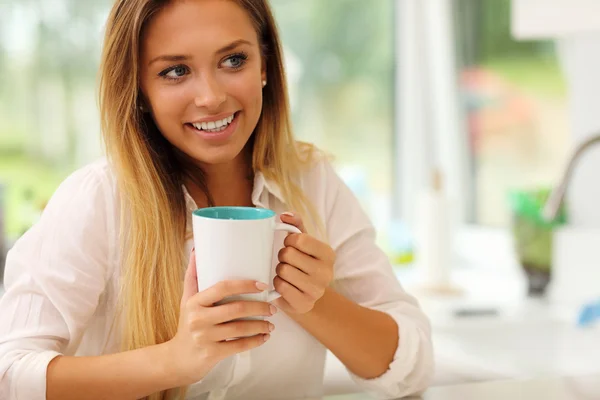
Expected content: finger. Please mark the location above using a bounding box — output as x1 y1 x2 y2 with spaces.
181 248 198 307
205 300 276 324
277 246 318 275
196 280 267 307
280 212 306 233
276 263 321 298
217 333 270 358
274 275 312 307
210 320 274 341
284 233 336 263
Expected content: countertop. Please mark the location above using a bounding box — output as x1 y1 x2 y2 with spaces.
326 374 600 400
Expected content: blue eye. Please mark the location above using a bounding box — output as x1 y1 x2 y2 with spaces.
158 65 189 81
222 53 248 70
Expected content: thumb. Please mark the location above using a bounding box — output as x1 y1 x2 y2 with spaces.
181 248 198 307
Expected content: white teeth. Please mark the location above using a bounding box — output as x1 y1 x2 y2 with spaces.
192 113 236 132
208 126 226 133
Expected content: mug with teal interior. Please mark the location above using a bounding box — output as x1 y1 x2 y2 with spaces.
192 206 301 309
193 206 276 220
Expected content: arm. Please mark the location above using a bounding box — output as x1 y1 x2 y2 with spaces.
47 252 275 400
288 287 399 379
0 165 128 400
46 343 181 400
277 161 434 399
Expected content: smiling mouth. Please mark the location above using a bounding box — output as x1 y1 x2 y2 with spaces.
187 112 239 133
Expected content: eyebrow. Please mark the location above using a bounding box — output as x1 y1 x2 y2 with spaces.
216 39 253 54
147 39 253 66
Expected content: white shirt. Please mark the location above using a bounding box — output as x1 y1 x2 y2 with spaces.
0 158 433 400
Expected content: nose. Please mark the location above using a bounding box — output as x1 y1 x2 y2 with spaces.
193 73 226 112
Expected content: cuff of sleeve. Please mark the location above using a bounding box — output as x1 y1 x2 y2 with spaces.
13 350 62 400
348 313 433 399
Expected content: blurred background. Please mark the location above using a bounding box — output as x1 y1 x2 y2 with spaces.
2 0 600 393
0 0 570 250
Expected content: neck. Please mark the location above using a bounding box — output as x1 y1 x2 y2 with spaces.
184 150 254 208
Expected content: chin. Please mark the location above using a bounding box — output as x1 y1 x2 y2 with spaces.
188 146 244 166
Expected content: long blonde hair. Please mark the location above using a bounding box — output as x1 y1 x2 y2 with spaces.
99 0 321 398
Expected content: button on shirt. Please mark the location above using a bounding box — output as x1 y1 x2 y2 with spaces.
0 158 434 400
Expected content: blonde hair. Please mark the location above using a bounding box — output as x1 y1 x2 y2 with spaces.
99 0 322 398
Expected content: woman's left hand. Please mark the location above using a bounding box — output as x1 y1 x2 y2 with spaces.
273 212 336 314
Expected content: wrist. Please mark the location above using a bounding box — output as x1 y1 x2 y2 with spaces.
156 340 192 388
158 339 217 388
287 287 332 322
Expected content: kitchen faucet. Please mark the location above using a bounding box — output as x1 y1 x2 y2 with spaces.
543 133 600 221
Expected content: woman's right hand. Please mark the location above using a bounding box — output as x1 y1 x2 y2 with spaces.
166 249 276 385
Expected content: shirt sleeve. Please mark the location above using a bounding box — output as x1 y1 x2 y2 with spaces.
321 161 434 399
0 164 114 400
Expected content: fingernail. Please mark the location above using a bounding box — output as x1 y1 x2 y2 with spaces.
263 334 271 342
256 282 269 291
281 212 294 217
268 323 275 332
269 305 278 315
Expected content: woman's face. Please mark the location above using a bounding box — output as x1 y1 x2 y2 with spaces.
140 0 266 166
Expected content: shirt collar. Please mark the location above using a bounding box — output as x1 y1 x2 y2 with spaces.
252 171 286 206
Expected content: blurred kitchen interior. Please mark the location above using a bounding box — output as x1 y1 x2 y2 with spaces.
1 0 600 393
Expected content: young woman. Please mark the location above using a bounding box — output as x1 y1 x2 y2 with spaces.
0 1 433 399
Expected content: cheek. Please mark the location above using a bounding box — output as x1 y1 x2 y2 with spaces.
226 75 263 113
152 85 192 117
147 84 193 133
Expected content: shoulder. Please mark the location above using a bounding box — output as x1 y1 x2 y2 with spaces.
60 158 115 189
295 143 337 188
42 158 118 220
295 145 343 201
293 145 372 244
4 161 118 295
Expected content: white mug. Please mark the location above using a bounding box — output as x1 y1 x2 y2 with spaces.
192 206 301 305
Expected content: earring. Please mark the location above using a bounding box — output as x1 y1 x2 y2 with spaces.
262 80 267 87
139 104 147 113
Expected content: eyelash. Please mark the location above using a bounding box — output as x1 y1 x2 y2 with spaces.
158 65 189 82
222 52 249 70
157 52 250 82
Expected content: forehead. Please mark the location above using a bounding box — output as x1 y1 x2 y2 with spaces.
142 0 259 57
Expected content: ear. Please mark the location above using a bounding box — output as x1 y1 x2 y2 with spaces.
138 92 150 113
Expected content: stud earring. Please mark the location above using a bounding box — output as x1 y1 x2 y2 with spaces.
262 80 267 87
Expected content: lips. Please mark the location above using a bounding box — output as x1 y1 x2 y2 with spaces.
190 112 237 132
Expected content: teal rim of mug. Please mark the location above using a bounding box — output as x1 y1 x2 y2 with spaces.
193 206 276 220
